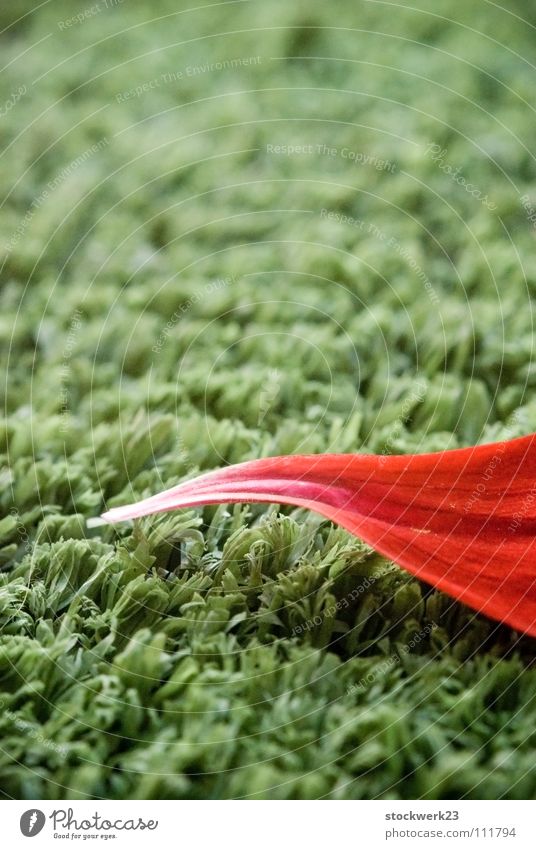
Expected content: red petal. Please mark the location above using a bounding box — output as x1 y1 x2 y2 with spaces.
100 434 536 635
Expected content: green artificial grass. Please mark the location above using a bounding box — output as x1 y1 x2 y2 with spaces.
1 0 536 799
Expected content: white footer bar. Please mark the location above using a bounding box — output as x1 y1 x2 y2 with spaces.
3 800 535 848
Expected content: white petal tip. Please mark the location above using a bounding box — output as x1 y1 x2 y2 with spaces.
86 516 109 529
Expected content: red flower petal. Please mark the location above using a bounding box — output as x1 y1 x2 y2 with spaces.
100 434 536 635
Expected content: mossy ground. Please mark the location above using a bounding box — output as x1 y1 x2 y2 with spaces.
1 0 536 799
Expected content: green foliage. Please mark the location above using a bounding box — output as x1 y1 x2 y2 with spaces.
1 0 536 799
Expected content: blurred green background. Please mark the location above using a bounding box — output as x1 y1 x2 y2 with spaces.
1 0 536 799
